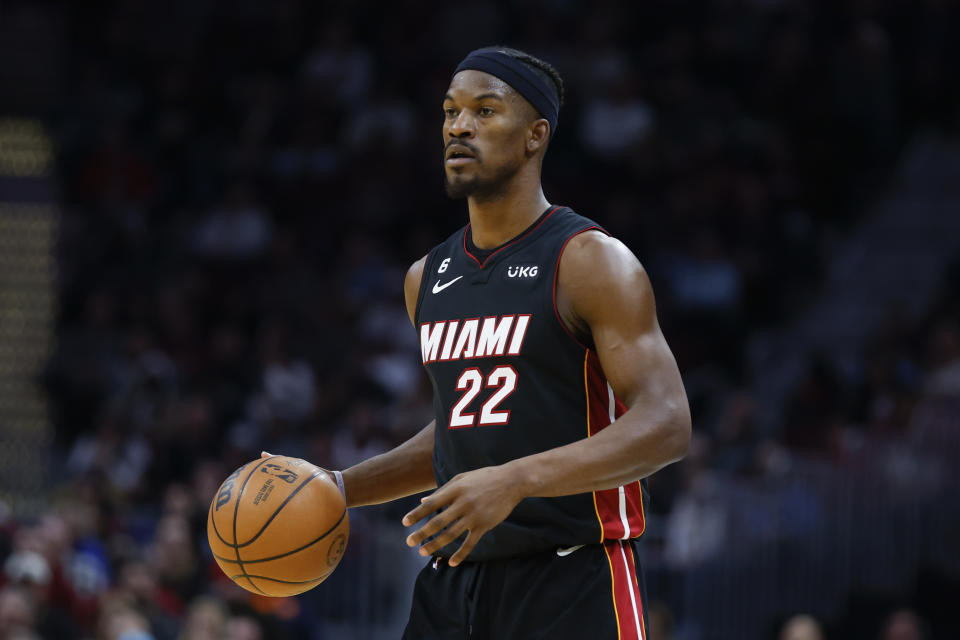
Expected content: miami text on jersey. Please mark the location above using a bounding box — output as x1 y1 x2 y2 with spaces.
420 314 531 364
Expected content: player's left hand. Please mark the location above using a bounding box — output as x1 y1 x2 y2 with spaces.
402 465 524 566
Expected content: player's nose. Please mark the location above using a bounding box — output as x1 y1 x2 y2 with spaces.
447 110 476 139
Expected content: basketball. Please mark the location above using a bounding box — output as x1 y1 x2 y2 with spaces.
207 456 349 597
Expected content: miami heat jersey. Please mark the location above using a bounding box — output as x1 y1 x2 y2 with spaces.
415 206 647 561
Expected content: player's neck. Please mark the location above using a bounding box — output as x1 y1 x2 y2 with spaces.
466 175 550 249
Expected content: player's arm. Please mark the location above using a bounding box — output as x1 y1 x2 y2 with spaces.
268 422 435 508
339 255 438 507
340 420 436 507
266 257 437 508
509 231 691 492
404 232 690 563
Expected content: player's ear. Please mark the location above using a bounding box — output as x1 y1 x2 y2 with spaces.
526 119 550 155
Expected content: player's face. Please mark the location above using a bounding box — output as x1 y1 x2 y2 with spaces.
442 70 534 199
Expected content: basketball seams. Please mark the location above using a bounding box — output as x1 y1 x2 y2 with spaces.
228 574 329 585
214 509 347 564
236 468 324 547
207 502 233 546
208 501 234 547
209 462 251 547
232 457 276 595
208 455 349 596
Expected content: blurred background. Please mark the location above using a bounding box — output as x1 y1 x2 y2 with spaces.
0 0 958 638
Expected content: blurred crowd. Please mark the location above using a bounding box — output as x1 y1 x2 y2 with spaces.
1 0 958 638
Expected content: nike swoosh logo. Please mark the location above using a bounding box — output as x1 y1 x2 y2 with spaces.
432 276 463 294
556 545 585 557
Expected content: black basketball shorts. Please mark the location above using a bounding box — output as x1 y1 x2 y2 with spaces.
402 539 649 640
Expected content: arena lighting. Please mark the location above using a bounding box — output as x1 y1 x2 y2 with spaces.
0 118 53 178
0 119 57 517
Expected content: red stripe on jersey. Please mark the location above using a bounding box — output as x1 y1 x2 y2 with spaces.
585 350 646 540
552 225 605 349
603 540 645 640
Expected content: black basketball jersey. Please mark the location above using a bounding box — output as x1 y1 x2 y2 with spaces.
414 206 647 561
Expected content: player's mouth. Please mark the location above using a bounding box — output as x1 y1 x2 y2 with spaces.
445 144 477 167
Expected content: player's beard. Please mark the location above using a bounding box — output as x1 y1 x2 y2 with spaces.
444 170 479 199
443 158 521 201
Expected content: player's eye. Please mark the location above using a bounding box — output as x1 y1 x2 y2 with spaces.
444 107 457 118
478 106 495 116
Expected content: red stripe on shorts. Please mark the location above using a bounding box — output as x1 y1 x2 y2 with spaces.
603 540 645 640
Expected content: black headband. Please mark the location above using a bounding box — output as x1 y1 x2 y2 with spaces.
454 48 559 135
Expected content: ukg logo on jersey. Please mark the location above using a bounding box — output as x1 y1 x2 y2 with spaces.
506 265 539 279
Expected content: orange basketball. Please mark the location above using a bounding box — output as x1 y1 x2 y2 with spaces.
207 456 348 597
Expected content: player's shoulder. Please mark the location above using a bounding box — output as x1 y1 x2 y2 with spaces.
555 206 640 275
404 223 470 325
406 254 428 286
561 233 646 308
404 254 429 326
564 228 635 264
555 212 654 335
548 205 603 237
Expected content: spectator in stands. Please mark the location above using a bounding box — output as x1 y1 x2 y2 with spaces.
0 585 37 639
664 434 728 568
176 596 226 640
225 614 264 640
880 609 927 640
190 185 273 260
779 614 824 640
98 595 155 640
923 320 960 395
114 560 181 640
646 600 677 640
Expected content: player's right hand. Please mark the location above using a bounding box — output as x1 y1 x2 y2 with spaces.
260 452 339 487
402 464 526 566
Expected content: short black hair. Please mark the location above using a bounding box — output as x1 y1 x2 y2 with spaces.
492 46 566 110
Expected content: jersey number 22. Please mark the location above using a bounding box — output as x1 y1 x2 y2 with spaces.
449 366 517 428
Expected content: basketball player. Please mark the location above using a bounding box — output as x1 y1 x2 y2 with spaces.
269 46 690 639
